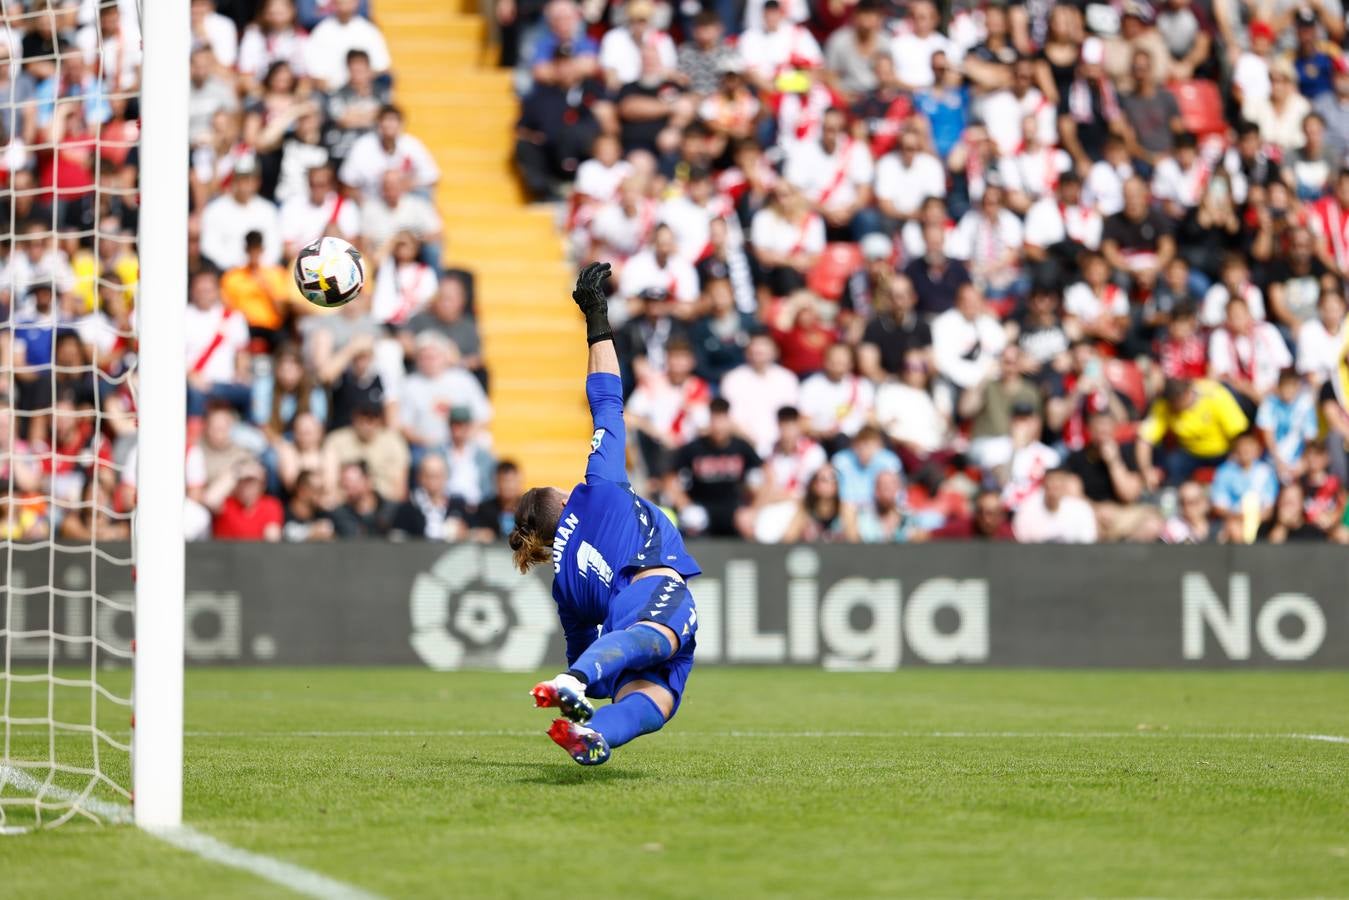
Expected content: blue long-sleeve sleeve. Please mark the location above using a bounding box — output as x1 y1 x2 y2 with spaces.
584 372 628 485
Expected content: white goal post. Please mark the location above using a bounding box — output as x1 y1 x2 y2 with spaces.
133 0 188 830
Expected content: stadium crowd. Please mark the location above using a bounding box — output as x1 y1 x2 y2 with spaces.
3 0 1349 547
505 0 1349 544
0 0 508 544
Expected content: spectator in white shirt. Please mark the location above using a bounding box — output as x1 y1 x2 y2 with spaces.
184 267 252 417
77 3 140 91
191 0 238 70
619 224 701 311
932 283 1007 400
721 333 802 456
238 0 311 93
371 231 439 326
737 0 822 91
339 105 440 199
783 106 878 240
874 350 949 459
361 169 443 258
1209 295 1293 405
797 343 875 451
598 0 677 91
749 181 825 297
658 166 738 264
952 184 1025 302
1012 467 1100 543
875 128 946 224
304 0 391 90
199 158 283 271
398 332 492 453
1297 290 1347 385
1024 171 1103 287
998 115 1072 214
890 0 961 90
279 162 363 260
1201 253 1267 327
1083 135 1135 216
1063 251 1129 345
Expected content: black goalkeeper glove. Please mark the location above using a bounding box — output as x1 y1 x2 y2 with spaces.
572 261 613 345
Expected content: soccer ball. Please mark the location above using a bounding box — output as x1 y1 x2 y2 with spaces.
293 237 365 308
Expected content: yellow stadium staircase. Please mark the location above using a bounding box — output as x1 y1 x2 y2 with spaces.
380 2 591 490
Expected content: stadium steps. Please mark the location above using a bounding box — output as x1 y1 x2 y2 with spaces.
382 0 591 489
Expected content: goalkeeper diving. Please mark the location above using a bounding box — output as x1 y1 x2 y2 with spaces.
510 262 700 766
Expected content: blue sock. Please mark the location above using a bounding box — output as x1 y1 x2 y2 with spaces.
568 626 673 688
590 692 666 748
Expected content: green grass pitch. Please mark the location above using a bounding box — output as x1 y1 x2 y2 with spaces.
3 667 1348 898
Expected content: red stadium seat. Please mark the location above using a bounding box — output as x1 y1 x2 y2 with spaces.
807 242 863 301
1170 79 1226 139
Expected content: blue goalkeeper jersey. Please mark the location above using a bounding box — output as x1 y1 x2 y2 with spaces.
550 373 700 660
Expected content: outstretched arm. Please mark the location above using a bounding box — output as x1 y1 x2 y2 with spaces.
573 262 628 484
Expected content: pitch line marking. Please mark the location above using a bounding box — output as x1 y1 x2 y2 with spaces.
0 766 383 900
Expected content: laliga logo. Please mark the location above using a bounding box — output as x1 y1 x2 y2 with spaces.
409 545 556 671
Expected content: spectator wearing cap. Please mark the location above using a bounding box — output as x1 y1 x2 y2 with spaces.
330 460 399 538
221 230 299 350
722 332 801 455
1103 1 1172 94
1210 430 1279 523
340 105 440 200
798 343 875 452
737 0 822 91
303 0 391 90
1293 8 1336 99
445 405 498 507
210 459 284 541
1012 468 1099 543
664 396 763 537
398 332 491 455
280 163 363 261
1313 55 1349 159
1232 20 1275 110
1259 60 1317 155
1137 377 1250 488
889 0 960 91
875 126 946 226
677 10 737 97
822 0 891 100
783 107 878 242
599 0 677 91
200 156 282 270
323 399 411 504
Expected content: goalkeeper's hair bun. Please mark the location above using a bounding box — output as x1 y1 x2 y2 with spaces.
510 487 564 573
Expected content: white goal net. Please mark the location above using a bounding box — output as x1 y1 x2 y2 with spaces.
0 0 179 832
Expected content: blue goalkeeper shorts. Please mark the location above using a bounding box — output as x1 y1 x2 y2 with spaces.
588 574 697 715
